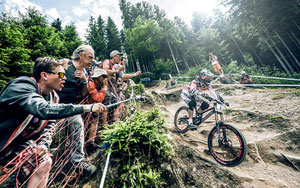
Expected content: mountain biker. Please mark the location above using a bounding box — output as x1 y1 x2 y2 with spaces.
181 69 224 130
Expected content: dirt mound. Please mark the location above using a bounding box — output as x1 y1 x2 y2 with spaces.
148 83 300 188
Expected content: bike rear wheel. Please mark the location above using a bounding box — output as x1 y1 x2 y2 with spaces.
208 123 247 167
174 106 189 133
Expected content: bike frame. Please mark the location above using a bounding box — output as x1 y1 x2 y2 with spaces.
195 102 225 124
196 102 226 146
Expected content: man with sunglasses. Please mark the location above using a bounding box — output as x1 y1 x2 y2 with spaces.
0 57 106 187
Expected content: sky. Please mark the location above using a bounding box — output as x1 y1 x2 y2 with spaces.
0 0 223 40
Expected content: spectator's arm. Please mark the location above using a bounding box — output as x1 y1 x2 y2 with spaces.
123 71 141 79
103 60 119 75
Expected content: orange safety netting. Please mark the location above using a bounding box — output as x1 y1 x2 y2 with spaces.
0 82 137 187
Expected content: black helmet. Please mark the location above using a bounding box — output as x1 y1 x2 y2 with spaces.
197 69 215 86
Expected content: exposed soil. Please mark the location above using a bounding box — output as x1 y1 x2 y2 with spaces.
145 81 300 188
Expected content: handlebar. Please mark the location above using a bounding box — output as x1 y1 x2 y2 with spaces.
199 94 230 107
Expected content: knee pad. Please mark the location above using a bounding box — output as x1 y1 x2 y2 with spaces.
200 101 209 111
188 100 196 110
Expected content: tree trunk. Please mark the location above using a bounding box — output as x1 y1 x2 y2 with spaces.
130 56 136 72
288 33 300 51
167 40 180 74
262 34 291 74
230 33 248 65
252 48 262 64
178 47 189 70
275 31 300 71
291 31 300 48
136 59 141 72
266 33 295 73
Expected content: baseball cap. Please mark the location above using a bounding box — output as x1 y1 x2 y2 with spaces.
110 50 123 58
91 69 107 78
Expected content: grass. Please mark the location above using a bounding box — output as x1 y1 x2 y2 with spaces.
272 93 286 100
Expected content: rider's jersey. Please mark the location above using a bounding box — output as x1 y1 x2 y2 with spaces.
210 55 219 65
181 79 218 102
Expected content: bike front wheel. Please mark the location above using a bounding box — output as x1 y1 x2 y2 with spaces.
208 123 247 167
174 106 189 133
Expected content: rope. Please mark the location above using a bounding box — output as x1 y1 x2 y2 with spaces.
173 74 300 81
176 80 300 87
230 74 300 81
211 83 300 87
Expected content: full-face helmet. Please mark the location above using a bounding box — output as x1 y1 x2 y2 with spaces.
197 69 215 86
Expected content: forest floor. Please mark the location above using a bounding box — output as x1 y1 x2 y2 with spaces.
143 81 300 188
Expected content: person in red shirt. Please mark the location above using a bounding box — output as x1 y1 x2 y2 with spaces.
86 69 109 152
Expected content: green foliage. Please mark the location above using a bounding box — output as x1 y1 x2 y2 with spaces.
0 8 82 89
106 16 122 57
151 59 174 79
101 107 172 187
86 16 107 60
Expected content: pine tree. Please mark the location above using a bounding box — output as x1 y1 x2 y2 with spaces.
106 16 121 57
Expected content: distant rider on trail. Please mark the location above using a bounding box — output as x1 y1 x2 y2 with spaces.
181 69 224 130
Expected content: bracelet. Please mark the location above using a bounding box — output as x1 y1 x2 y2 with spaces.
90 104 95 112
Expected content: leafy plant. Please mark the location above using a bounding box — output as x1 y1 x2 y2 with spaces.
101 107 172 187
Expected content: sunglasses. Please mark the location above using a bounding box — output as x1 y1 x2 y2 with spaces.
48 71 65 79
102 75 108 79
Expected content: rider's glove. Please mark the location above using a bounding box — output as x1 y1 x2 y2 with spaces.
201 93 213 101
217 94 224 103
225 102 230 107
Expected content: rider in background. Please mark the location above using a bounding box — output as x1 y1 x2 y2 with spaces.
209 53 224 76
181 69 224 130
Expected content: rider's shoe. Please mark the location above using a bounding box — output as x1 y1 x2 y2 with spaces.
188 122 198 130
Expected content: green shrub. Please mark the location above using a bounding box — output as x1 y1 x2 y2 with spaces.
101 107 172 187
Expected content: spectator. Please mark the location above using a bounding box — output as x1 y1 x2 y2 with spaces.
209 53 224 76
86 69 109 153
239 71 253 84
56 45 100 175
0 57 106 187
101 50 123 83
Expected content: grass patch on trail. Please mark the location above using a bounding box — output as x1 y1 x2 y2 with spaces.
231 110 291 131
272 93 286 100
100 107 172 187
291 90 300 97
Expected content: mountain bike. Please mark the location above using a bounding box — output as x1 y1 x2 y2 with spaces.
174 96 247 167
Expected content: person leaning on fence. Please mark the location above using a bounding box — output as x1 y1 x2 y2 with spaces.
56 44 103 176
85 69 109 154
239 71 253 85
113 55 141 100
0 57 106 188
209 53 224 76
100 50 125 123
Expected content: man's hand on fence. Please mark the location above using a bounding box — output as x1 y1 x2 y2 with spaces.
92 103 107 113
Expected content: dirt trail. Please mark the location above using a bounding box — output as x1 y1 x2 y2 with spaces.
145 82 300 188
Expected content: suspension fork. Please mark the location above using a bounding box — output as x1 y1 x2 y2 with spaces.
215 113 225 146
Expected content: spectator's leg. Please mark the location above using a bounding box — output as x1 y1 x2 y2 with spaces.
68 114 85 163
87 117 98 142
101 111 108 127
27 154 52 188
112 105 121 122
